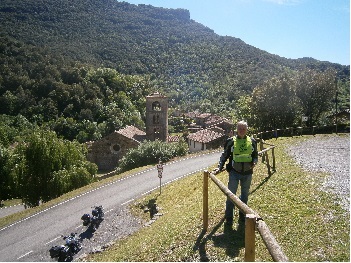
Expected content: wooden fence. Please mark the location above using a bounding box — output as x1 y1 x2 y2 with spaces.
253 123 348 140
257 139 276 175
202 140 288 262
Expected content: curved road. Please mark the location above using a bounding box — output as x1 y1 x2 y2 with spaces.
0 151 220 262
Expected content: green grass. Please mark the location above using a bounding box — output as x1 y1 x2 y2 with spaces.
87 134 350 262
0 199 22 207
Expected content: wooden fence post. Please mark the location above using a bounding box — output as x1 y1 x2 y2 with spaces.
203 170 209 230
260 139 265 163
271 147 276 171
245 214 256 262
265 152 271 175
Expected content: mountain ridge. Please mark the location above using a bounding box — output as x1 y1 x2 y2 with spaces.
0 0 349 113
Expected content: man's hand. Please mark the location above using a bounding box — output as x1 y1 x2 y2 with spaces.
251 162 257 169
213 168 221 175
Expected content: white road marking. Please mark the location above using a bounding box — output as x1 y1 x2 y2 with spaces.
45 236 61 245
121 198 135 206
17 250 33 259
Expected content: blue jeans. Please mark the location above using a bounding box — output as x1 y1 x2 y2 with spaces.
225 170 253 218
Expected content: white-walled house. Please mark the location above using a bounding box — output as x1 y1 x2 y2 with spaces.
187 128 226 153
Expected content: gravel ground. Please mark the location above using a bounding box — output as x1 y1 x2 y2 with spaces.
75 204 162 261
286 134 350 212
74 206 144 262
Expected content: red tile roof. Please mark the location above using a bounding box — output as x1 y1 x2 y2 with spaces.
205 116 233 126
117 125 146 141
187 129 224 143
197 113 212 119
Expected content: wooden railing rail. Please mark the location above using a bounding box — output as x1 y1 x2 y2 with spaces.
203 170 288 262
253 124 341 140
256 220 289 262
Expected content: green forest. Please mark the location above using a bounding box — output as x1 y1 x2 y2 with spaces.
0 0 349 206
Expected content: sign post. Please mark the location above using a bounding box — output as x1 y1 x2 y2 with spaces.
301 116 308 127
156 159 163 195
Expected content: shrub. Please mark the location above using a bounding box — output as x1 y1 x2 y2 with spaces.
119 139 188 171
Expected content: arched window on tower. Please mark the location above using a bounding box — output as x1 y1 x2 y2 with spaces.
152 114 160 124
152 101 161 111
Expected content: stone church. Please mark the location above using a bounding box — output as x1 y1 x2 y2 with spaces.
87 92 168 171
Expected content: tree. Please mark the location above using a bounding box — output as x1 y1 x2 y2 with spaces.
251 74 297 130
234 95 253 125
0 90 17 115
15 128 97 207
295 69 336 126
0 145 17 203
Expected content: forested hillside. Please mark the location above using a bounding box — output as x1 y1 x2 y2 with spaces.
0 0 349 206
0 0 348 115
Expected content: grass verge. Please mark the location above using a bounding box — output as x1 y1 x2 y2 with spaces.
87 134 350 262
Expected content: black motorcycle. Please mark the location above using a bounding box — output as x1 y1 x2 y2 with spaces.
81 205 104 231
49 233 82 262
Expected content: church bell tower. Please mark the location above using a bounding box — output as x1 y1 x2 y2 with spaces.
145 92 168 142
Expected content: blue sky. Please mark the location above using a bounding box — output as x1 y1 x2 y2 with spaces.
123 0 350 65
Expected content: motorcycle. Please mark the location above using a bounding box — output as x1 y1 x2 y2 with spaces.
81 205 104 231
49 233 82 262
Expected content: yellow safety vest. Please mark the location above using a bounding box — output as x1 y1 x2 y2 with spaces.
232 136 253 163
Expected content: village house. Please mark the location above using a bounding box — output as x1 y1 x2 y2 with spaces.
195 113 212 127
86 125 146 171
187 128 226 153
186 113 234 153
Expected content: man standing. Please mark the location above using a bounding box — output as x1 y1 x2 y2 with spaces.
214 120 258 225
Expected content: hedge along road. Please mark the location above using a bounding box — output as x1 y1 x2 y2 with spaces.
0 151 220 262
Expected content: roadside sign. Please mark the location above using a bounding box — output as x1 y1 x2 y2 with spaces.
157 160 163 194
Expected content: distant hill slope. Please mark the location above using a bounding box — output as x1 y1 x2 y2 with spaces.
0 0 349 111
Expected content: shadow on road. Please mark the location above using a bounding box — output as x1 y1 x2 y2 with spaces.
79 227 94 241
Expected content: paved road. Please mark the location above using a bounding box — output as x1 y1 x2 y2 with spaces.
0 151 220 262
0 203 27 218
